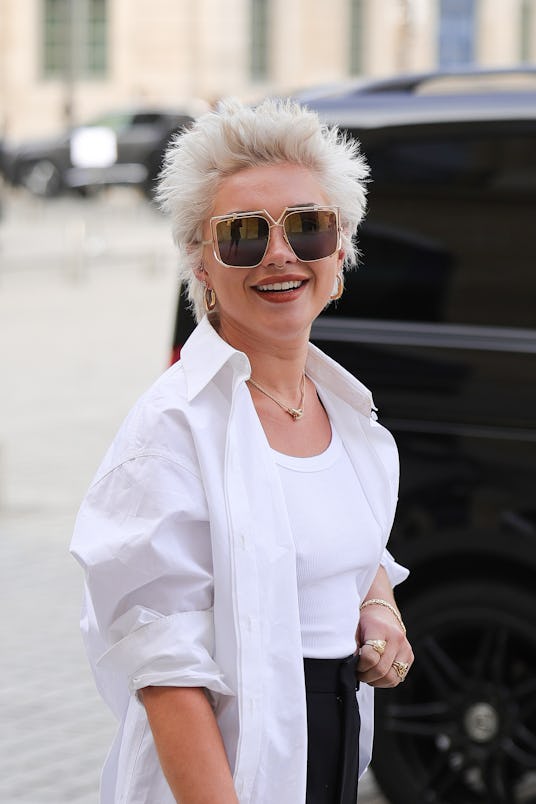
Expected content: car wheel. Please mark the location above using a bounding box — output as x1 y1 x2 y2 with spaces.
19 159 62 197
371 580 536 804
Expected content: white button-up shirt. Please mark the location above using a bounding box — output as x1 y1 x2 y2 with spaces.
71 315 408 803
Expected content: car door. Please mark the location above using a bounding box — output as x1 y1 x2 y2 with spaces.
311 117 536 804
313 120 536 543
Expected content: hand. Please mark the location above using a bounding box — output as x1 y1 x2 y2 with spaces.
356 604 414 688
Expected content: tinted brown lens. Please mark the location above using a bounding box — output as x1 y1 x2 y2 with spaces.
215 216 269 266
284 210 338 261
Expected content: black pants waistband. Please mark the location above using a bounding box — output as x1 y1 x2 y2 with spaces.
304 655 360 693
304 656 360 804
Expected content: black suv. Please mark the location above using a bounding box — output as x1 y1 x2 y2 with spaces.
2 108 194 199
171 69 536 804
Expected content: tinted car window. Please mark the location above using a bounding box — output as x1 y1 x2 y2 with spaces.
327 123 536 328
131 113 164 125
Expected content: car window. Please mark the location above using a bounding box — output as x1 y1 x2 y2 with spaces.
368 127 536 190
86 111 132 132
131 113 163 125
327 122 536 329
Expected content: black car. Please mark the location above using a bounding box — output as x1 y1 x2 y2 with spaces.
1 108 194 198
300 68 536 804
171 68 536 804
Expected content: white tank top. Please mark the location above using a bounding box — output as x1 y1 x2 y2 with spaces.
272 425 383 658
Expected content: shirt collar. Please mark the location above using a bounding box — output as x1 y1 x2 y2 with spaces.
181 314 374 417
180 315 251 401
305 341 374 418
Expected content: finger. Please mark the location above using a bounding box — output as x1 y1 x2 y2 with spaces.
391 659 411 682
358 652 413 686
357 666 397 687
363 639 387 656
368 658 412 687
357 654 393 684
357 644 383 673
364 674 399 689
359 662 404 688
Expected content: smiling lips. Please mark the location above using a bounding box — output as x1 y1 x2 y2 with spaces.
256 279 304 292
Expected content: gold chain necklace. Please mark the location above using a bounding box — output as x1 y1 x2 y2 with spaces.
248 372 306 421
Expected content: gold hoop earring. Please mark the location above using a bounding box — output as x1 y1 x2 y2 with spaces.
203 286 217 312
330 272 344 301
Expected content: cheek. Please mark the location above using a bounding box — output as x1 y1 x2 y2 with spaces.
209 269 247 302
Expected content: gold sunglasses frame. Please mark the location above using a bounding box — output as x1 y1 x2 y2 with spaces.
201 205 341 268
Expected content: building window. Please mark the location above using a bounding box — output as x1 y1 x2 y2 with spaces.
349 0 364 74
43 0 107 79
438 0 476 68
250 0 269 81
520 0 534 61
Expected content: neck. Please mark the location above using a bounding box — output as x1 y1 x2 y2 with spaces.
248 370 306 421
218 320 309 394
248 361 306 399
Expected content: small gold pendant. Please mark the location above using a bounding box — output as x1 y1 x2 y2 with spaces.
289 408 304 421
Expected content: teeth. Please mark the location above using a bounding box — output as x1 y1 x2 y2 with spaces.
257 280 302 292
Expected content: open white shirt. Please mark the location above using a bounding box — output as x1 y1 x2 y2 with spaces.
71 315 408 804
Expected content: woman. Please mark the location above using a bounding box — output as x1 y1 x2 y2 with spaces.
71 97 413 804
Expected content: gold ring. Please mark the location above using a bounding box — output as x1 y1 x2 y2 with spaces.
364 639 387 656
392 660 410 681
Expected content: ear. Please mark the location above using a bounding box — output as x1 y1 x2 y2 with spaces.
337 248 346 268
193 263 207 283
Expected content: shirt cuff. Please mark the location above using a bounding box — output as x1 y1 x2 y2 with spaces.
96 608 234 697
380 548 409 587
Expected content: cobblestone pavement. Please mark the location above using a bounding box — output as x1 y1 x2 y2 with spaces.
0 188 388 803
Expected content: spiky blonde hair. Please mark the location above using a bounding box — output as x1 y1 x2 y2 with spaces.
157 96 369 322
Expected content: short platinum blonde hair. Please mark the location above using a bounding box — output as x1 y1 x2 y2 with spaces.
156 96 369 322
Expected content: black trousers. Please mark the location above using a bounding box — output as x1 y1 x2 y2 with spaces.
304 655 360 804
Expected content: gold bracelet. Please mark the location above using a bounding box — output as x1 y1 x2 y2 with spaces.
360 598 407 634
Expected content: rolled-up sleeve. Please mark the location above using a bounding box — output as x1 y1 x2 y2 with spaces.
380 547 409 587
71 453 233 703
98 609 231 695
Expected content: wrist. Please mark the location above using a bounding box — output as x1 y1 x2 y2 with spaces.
360 598 407 634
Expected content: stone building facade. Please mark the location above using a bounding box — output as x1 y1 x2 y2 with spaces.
1 0 535 139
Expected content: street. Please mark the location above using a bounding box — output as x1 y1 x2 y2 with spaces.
0 188 388 803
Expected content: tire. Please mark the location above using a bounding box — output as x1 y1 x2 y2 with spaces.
19 159 62 197
371 581 536 804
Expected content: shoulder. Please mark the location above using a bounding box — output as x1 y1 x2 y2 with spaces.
91 361 199 485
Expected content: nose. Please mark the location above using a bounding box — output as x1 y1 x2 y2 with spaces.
263 222 296 267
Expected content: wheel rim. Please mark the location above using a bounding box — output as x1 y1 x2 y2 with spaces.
374 592 536 803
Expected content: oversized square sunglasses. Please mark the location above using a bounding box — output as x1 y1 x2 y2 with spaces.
201 205 341 268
